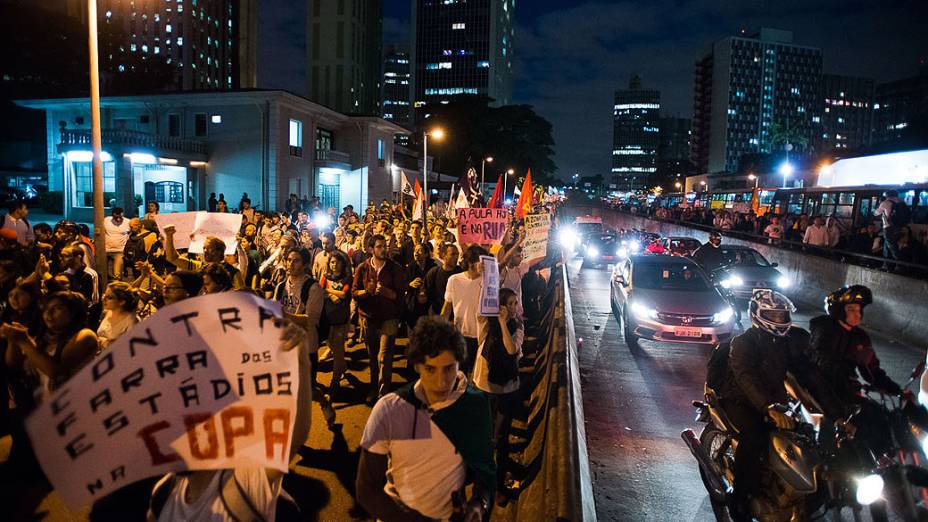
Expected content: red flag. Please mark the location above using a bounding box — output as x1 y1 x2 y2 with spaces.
487 175 504 209
413 178 422 198
515 168 534 218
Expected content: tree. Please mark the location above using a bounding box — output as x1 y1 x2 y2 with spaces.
769 119 809 153
419 96 557 186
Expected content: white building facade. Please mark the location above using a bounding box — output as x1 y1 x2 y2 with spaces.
17 90 407 222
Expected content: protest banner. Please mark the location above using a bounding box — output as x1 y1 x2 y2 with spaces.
457 208 508 245
153 211 203 250
25 293 298 509
188 212 244 255
523 213 551 261
479 255 500 316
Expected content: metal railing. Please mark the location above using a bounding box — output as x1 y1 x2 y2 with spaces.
58 128 207 155
604 205 928 279
314 149 351 164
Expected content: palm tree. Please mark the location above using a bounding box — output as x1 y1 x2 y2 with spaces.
769 119 809 153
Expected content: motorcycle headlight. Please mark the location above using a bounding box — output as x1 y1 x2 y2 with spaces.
777 276 791 289
713 307 734 324
587 246 600 257
629 240 641 253
855 474 884 505
616 247 629 258
720 276 744 289
630 301 658 321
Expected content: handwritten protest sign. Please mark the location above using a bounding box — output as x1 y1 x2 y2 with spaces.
523 213 551 261
26 293 298 508
153 211 203 250
479 255 500 316
457 208 508 245
189 212 244 255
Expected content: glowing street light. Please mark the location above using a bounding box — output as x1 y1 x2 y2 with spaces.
748 173 758 188
674 182 682 190
778 162 794 188
503 168 515 199
423 127 445 230
481 156 494 195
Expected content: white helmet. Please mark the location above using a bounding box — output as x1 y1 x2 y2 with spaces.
749 289 795 337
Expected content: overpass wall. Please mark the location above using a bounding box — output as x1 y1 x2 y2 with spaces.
592 209 928 349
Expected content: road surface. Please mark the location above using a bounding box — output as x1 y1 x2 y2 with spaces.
569 255 925 521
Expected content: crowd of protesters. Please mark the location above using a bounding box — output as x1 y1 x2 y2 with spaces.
0 191 559 520
612 190 927 271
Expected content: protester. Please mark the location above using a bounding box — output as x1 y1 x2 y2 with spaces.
425 242 462 316
144 201 160 221
103 207 130 280
802 216 829 247
442 245 488 376
96 281 139 352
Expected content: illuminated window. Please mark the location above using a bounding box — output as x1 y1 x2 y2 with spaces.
289 119 303 148
166 24 172 33
452 23 465 30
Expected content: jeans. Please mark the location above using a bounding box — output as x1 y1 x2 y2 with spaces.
107 253 124 280
882 225 899 261
326 323 349 399
463 336 479 377
362 317 398 398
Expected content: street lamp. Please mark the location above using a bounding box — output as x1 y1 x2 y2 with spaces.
748 173 758 188
674 182 682 190
778 162 794 188
503 168 515 202
481 156 493 197
87 0 108 287
699 180 707 192
422 127 445 230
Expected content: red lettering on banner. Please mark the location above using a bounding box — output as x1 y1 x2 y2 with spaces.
221 406 255 458
183 413 219 460
137 421 181 466
263 409 291 461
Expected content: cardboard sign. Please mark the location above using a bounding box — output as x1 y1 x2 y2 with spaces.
523 213 551 261
457 208 508 245
26 293 298 508
479 255 500 316
189 212 244 255
153 211 203 250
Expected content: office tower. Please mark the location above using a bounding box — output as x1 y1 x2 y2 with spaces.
383 45 412 126
612 76 660 191
691 28 822 174
819 74 874 152
97 0 246 91
873 66 928 145
412 0 514 119
659 117 692 162
306 0 383 115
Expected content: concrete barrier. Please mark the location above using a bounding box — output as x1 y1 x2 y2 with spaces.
585 208 928 349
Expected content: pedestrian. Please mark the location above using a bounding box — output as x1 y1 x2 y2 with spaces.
425 243 462 316
208 192 218 212
144 201 160 221
763 216 784 245
1 200 34 246
319 253 352 426
103 207 130 280
825 217 841 248
96 281 139 352
874 189 908 266
352 234 405 405
802 216 829 247
403 242 435 331
442 245 488 376
356 316 495 522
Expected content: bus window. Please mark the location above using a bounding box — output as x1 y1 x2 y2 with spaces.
822 192 837 205
914 190 928 225
803 195 817 216
839 192 855 205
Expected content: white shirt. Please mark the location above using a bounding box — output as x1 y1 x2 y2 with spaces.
875 198 897 229
157 468 282 522
474 316 523 394
103 216 130 253
499 261 529 307
444 272 483 338
803 224 830 247
2 214 34 244
96 311 138 351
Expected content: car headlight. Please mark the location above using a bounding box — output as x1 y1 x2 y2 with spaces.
616 247 629 258
587 246 600 257
628 240 641 253
558 228 577 248
720 276 744 289
713 307 734 324
855 474 884 505
777 276 791 289
630 301 658 321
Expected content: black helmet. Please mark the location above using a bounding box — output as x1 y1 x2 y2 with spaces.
825 285 872 319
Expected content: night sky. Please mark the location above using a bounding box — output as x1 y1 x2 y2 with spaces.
260 1 927 182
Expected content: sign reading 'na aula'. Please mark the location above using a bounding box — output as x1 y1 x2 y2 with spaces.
26 292 299 508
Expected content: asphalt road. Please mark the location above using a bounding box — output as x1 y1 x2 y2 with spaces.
568 255 926 522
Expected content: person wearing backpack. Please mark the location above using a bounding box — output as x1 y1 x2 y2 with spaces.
874 189 909 266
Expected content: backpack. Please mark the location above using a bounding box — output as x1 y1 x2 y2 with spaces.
705 342 731 392
123 234 147 264
147 470 300 522
891 199 912 227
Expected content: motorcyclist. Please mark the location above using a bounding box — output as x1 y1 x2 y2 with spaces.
807 285 901 452
718 289 842 521
692 231 726 271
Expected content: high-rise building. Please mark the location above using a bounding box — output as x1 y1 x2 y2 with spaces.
612 76 660 191
411 0 514 119
97 0 247 91
691 28 822 175
818 74 874 152
658 117 692 162
872 67 928 145
306 0 383 115
382 44 412 132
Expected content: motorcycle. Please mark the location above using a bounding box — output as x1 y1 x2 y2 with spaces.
682 386 824 521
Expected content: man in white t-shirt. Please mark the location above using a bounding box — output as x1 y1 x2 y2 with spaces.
103 207 130 280
442 245 487 375
763 216 785 245
803 216 830 247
